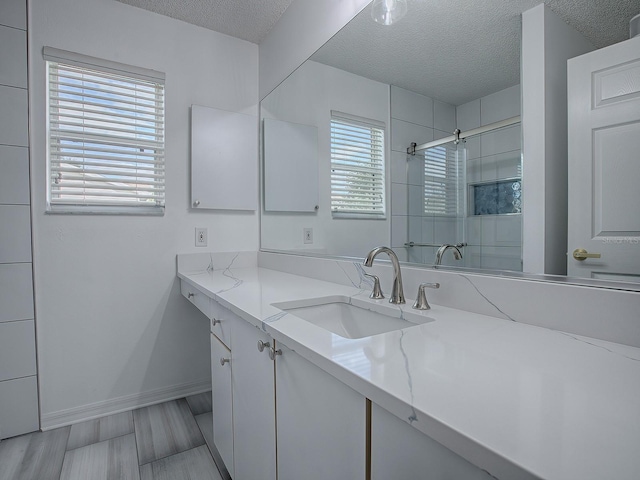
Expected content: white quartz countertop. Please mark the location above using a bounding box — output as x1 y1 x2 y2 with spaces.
178 265 640 480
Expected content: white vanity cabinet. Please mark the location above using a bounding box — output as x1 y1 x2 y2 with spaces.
370 403 492 480
230 316 277 480
275 343 366 480
210 331 234 478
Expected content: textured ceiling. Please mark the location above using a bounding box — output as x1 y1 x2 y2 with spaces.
114 0 640 105
310 0 640 105
114 0 295 44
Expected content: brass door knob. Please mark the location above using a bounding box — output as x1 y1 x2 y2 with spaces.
572 248 601 261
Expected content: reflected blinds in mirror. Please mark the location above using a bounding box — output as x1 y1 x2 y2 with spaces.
423 143 460 216
330 112 385 217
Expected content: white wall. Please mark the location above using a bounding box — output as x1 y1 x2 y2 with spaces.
521 4 594 275
261 60 390 257
29 0 259 427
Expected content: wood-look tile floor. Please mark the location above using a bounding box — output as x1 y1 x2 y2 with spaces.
0 392 222 480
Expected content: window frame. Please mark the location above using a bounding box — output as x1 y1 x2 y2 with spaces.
329 111 386 220
44 47 166 215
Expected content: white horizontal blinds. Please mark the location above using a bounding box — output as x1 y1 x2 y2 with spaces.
424 143 459 216
330 113 385 217
47 56 165 213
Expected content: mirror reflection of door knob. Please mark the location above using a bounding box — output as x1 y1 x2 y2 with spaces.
572 248 601 261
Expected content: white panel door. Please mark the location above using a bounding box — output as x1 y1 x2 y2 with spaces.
231 317 276 480
275 343 365 480
567 36 640 282
191 105 258 210
210 334 234 477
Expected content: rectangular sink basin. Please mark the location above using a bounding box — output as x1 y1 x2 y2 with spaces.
272 295 434 339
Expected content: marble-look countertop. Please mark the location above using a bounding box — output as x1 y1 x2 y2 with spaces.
178 260 640 480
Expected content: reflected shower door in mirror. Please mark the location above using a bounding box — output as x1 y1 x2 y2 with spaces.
391 84 522 271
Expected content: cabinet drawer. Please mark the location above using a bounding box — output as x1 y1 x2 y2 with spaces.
180 280 211 319
210 300 233 349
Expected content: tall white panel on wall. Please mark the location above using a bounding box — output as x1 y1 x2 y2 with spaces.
263 117 318 212
191 105 258 210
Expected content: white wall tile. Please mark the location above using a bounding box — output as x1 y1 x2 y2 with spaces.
456 99 480 131
0 205 31 263
420 216 434 244
0 145 29 204
495 215 522 247
407 154 424 187
391 215 407 247
408 184 423 216
0 85 28 147
434 217 459 245
480 246 522 271
480 84 521 126
480 124 521 157
466 158 482 184
390 151 408 184
0 0 26 30
409 216 423 243
462 137 481 161
391 183 407 215
391 119 432 153
0 376 39 438
0 320 36 381
0 263 33 323
0 26 27 88
391 86 433 127
433 100 456 133
465 216 483 246
481 151 522 181
463 246 482 268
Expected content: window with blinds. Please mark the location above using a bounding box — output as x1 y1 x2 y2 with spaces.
330 113 385 218
423 143 460 216
45 48 165 214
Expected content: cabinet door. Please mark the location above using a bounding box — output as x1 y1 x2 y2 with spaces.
231 318 276 480
211 334 234 477
371 403 491 480
275 344 366 480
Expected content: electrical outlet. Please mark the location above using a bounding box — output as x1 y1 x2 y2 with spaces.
195 227 208 247
303 227 313 244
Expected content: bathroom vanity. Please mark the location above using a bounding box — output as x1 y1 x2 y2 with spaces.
177 252 640 480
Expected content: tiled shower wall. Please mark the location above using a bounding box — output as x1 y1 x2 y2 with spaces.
458 85 522 271
390 84 522 271
389 86 457 264
0 0 40 439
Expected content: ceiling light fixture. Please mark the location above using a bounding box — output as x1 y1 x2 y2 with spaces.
371 0 408 26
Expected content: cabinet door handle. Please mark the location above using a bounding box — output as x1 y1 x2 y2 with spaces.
257 340 271 352
212 318 221 326
187 292 195 298
220 357 230 366
269 347 282 361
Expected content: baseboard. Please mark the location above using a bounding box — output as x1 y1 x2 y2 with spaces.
40 379 211 430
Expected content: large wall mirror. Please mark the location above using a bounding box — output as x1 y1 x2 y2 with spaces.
260 0 640 287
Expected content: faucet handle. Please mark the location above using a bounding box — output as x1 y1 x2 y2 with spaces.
412 282 440 310
364 273 385 300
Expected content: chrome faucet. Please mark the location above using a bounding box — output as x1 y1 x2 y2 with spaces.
434 244 463 267
363 246 405 304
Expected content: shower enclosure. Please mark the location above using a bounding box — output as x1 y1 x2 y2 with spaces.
403 117 523 271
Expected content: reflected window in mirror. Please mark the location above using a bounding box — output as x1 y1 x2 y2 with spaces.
330 111 386 219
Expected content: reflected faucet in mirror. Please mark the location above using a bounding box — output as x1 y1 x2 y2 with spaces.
435 244 463 268
363 246 405 304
